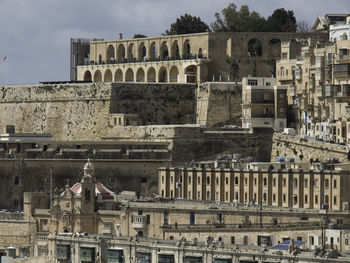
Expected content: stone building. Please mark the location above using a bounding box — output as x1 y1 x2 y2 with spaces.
76 32 326 84
276 20 350 143
158 158 350 211
242 77 287 130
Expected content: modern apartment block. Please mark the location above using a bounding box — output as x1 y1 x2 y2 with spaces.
242 77 287 130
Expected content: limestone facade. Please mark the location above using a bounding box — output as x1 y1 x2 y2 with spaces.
76 32 327 84
158 159 350 211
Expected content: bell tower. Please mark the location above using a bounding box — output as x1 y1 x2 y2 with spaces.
80 159 96 213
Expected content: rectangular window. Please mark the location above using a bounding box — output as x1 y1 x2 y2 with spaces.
283 178 286 187
305 179 308 188
282 52 288 59
283 194 286 202
305 194 308 204
225 192 228 201
188 176 191 184
244 177 248 185
198 177 200 184
334 196 337 205
248 79 258 86
346 239 349 246
161 176 164 184
231 236 235 244
334 179 337 189
170 176 173 183
190 212 195 225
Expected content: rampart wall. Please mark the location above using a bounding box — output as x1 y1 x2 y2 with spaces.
271 133 350 163
196 82 242 127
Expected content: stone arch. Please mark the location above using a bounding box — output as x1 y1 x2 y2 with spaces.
158 67 167 82
127 43 135 61
269 39 281 57
104 69 113 82
114 69 123 81
160 41 169 60
183 39 191 58
169 66 179 82
98 54 103 64
248 38 262 57
138 42 147 61
136 68 145 82
171 40 180 59
93 70 102 82
106 45 115 63
185 65 197 83
125 68 134 82
117 44 126 62
147 67 156 82
149 42 157 60
83 71 92 81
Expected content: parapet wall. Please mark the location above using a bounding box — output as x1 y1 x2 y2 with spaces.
271 133 350 162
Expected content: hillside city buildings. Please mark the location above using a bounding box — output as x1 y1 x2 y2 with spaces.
2 12 350 263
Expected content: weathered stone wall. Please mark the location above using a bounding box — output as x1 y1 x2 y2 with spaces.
196 82 242 127
109 83 196 125
271 133 350 163
0 83 196 141
0 83 111 141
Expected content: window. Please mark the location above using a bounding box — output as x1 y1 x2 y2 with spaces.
188 176 191 184
170 190 173 197
254 178 257 186
190 212 195 225
263 178 267 186
216 177 219 184
235 176 239 185
325 195 329 204
263 193 267 202
197 191 200 199
161 190 164 197
198 177 200 184
244 177 248 185
206 191 210 200
334 179 337 189
334 196 337 205
254 193 257 201
315 195 318 205
325 179 329 188
225 192 228 201
244 193 248 202
14 176 19 185
170 176 173 183
304 179 308 188
188 191 191 198
161 176 164 183
282 52 287 59
231 236 235 244
225 177 228 185
346 239 349 246
207 176 210 184
283 178 286 187
293 178 298 188
283 194 286 202
164 211 169 225
273 193 276 202
248 79 258 86
273 178 276 187
305 194 308 204
244 236 248 245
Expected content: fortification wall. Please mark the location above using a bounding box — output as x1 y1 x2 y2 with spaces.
196 82 242 127
271 133 350 163
0 83 196 141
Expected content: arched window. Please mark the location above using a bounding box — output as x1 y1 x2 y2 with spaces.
115 69 123 81
185 65 197 83
117 44 126 62
158 67 167 82
93 70 102 82
98 54 103 64
169 66 179 82
138 42 147 61
149 42 157 60
248 38 262 57
136 68 145 82
183 39 191 58
171 41 180 59
125 68 134 82
127 43 135 61
83 71 92 82
104 70 112 82
147 67 156 82
160 41 169 60
106 45 115 63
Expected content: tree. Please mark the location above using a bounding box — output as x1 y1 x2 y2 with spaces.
165 13 210 35
211 3 266 32
265 8 297 32
133 34 147 38
296 20 312 33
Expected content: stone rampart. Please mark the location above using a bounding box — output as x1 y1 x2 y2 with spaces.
271 133 350 162
196 82 242 127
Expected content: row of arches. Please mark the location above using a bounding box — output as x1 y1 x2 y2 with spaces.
98 39 200 65
83 65 197 83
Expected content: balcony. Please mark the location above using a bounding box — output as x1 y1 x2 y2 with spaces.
37 232 49 241
132 215 146 229
336 54 350 64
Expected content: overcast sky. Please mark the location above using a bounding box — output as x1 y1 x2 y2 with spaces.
0 0 349 85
